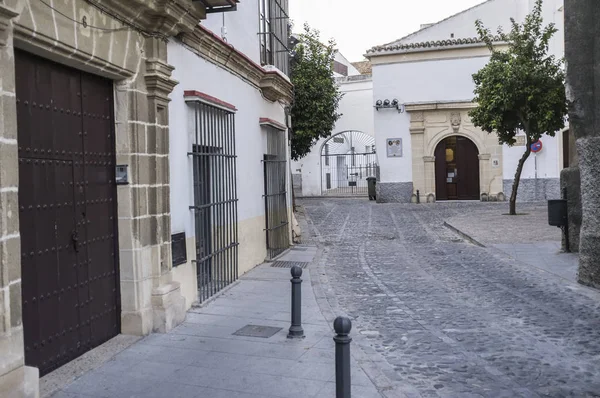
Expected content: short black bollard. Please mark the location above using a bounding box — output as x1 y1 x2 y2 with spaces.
334 316 352 398
288 265 304 338
416 190 421 204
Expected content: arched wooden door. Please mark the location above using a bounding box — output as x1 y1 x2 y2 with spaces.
435 136 480 200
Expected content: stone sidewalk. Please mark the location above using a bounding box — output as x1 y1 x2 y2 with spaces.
445 203 579 283
48 246 384 398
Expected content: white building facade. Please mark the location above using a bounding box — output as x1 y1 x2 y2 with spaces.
168 0 294 307
367 0 567 203
292 56 376 197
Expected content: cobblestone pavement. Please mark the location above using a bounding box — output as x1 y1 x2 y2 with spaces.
301 198 600 398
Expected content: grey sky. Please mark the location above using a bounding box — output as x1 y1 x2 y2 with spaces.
289 0 487 61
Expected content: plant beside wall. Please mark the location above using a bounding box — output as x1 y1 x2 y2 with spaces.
290 24 343 161
470 0 568 215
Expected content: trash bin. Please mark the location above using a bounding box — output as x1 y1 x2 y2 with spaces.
366 177 376 201
548 199 567 227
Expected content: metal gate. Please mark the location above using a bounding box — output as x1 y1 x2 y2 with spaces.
321 131 377 196
263 126 289 259
189 101 239 303
16 50 119 376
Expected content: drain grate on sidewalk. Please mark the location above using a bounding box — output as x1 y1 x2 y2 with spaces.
290 247 308 251
233 325 282 338
270 261 309 269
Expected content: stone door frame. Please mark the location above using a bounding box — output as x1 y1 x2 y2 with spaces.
0 1 198 394
406 101 504 202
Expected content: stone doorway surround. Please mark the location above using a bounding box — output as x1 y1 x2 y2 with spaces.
0 0 209 395
406 101 504 202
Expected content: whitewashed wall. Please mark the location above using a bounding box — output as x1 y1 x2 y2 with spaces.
201 0 262 65
292 77 374 196
168 40 289 307
373 56 491 183
372 0 565 196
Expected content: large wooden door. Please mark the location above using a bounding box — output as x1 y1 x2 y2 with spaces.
16 50 119 376
435 136 480 201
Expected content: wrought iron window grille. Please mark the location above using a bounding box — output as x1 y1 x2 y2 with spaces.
187 101 239 303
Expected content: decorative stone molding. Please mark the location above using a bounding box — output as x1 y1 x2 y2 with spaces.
450 112 461 132
411 111 425 122
0 3 18 47
260 72 294 103
479 153 492 160
145 58 179 105
179 25 293 104
405 101 477 112
90 0 206 36
423 156 436 163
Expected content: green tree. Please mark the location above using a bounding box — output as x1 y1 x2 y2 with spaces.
469 0 567 215
290 24 343 160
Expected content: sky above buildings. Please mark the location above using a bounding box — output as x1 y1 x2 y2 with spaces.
289 0 486 61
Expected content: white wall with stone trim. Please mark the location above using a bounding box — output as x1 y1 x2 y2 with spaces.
370 0 566 201
168 39 290 306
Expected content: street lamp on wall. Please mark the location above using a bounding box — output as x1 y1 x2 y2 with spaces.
375 98 404 113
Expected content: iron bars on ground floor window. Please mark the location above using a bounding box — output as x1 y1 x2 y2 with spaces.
188 101 239 303
263 125 289 259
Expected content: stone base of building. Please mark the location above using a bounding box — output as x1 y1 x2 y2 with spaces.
0 365 39 398
503 178 560 202
151 282 187 334
376 182 414 203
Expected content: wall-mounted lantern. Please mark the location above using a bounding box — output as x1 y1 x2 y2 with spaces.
375 98 404 113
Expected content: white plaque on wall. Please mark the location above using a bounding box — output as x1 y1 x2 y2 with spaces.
386 138 403 157
492 158 500 168
514 136 527 146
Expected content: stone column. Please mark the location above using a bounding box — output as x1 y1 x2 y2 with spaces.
144 37 185 333
478 154 491 199
564 0 600 286
409 112 426 196
0 3 38 397
423 156 436 198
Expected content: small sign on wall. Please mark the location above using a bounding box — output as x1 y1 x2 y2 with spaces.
492 158 500 168
514 136 527 146
386 138 403 157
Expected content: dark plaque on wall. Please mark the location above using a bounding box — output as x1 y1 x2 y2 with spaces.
171 232 187 267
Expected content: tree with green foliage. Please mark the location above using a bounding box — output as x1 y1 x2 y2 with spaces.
470 0 567 215
290 24 343 160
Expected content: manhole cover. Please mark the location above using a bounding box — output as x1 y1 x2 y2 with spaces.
270 261 309 269
233 325 282 338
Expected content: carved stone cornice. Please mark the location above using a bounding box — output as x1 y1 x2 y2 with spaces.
0 3 19 47
89 0 205 36
179 24 294 103
260 71 294 103
404 101 477 112
145 58 178 104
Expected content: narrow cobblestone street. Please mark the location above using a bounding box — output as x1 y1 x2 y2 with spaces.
301 198 600 398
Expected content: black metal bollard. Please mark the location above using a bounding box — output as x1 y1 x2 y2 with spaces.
288 266 304 338
333 316 352 398
417 190 421 204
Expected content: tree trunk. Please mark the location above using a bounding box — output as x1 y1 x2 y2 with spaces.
509 144 532 215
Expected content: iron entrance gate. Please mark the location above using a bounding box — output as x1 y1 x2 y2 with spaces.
263 126 289 259
189 101 239 303
16 50 119 376
321 131 377 196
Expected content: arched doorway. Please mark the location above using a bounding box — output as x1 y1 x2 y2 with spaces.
321 131 377 196
435 136 480 200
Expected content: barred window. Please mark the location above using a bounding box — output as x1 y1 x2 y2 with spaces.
259 0 290 75
188 101 239 303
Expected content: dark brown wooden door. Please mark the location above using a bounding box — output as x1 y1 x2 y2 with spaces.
435 136 480 201
16 50 119 376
